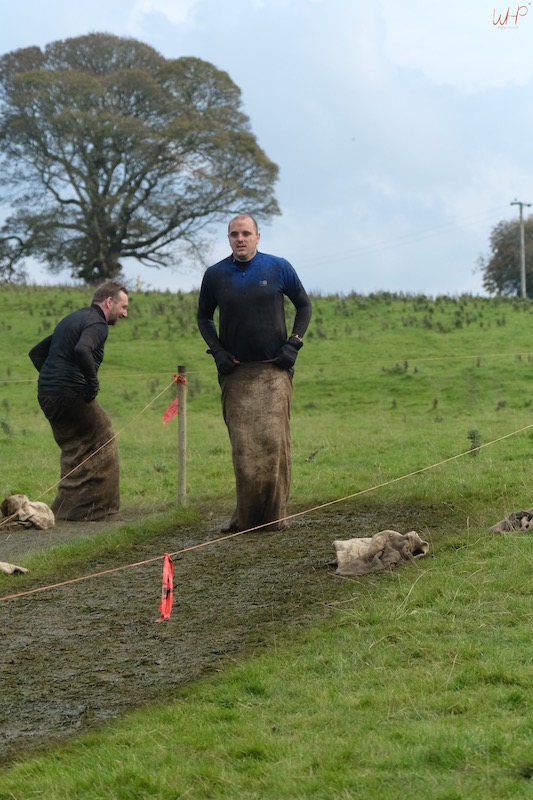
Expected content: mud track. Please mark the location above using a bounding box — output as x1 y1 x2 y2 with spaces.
0 506 424 766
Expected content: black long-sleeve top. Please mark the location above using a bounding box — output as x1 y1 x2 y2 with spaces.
29 304 108 398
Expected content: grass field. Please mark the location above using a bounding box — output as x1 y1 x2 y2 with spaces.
3 286 533 515
2 286 533 798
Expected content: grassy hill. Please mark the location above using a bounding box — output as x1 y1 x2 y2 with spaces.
2 285 533 516
2 286 533 798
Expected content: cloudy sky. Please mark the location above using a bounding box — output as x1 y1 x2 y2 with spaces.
2 0 533 296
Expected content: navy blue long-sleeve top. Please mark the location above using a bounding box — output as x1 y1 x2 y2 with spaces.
197 251 312 362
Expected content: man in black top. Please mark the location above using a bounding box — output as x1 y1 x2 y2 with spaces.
29 281 129 521
198 214 312 532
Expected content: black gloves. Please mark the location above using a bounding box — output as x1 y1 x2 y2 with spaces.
274 335 303 370
84 380 99 402
208 348 238 375
207 336 303 374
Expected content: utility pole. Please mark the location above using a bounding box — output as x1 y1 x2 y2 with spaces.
511 199 532 298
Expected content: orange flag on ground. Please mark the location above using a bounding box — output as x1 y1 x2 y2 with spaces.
156 553 174 622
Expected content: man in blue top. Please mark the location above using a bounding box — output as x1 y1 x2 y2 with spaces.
197 214 312 533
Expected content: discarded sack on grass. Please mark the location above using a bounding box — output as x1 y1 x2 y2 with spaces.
0 494 55 531
333 529 429 577
0 560 28 575
489 508 533 533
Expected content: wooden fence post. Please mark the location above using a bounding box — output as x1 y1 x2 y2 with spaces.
177 364 187 505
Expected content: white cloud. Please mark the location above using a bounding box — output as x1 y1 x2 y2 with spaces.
129 0 200 34
381 0 533 91
1 0 532 296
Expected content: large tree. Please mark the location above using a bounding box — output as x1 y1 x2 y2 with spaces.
478 215 533 297
0 33 280 283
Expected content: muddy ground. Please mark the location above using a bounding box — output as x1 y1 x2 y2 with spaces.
0 504 432 767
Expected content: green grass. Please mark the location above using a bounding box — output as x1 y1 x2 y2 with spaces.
4 286 533 513
4 286 533 797
3 536 533 798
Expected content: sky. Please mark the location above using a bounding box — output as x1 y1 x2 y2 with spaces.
2 0 533 296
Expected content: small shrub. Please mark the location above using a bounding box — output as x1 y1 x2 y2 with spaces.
0 418 14 436
467 428 481 456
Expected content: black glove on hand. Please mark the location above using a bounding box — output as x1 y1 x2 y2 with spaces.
274 335 303 370
84 380 99 403
209 349 237 375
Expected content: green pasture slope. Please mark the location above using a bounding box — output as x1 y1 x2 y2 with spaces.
3 285 533 797
2 285 533 514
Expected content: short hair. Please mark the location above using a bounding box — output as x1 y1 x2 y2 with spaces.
92 281 129 304
228 214 259 234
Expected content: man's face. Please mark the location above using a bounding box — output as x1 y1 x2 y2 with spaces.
228 217 260 262
106 291 129 325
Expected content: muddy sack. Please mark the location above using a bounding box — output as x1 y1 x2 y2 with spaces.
220 362 293 532
0 494 55 531
0 561 28 575
39 395 120 521
333 529 429 577
489 508 533 532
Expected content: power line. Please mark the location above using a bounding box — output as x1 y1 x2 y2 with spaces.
298 206 511 269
